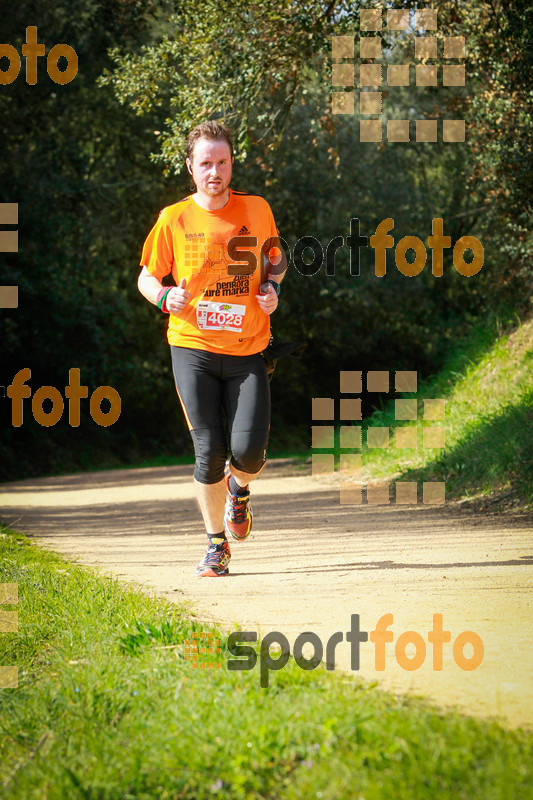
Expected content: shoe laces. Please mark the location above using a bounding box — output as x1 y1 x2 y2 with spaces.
229 494 249 524
204 542 228 565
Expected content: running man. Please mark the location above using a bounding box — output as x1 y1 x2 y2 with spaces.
138 120 286 576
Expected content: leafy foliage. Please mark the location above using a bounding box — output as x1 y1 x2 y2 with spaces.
1 0 531 479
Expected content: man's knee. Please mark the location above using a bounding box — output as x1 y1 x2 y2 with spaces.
193 452 226 484
191 430 226 484
231 430 268 475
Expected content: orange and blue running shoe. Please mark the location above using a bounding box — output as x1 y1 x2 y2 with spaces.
224 473 253 540
195 540 231 577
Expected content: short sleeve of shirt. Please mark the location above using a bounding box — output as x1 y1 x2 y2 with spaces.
140 208 174 279
266 202 279 240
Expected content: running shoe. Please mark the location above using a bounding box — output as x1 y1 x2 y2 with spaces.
224 474 253 540
195 540 231 577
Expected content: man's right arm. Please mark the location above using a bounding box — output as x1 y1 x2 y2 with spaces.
138 266 164 305
138 267 192 313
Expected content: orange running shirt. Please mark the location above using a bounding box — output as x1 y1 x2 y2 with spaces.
140 189 280 356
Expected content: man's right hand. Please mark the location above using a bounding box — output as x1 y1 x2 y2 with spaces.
166 277 192 314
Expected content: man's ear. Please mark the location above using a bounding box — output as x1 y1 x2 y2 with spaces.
185 157 193 175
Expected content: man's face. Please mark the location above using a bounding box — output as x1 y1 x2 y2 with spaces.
186 138 233 198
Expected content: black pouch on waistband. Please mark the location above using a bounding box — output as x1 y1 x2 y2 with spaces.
261 337 307 381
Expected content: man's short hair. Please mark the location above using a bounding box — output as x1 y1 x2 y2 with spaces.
186 120 234 162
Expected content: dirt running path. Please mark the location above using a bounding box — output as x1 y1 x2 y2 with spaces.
1 460 532 728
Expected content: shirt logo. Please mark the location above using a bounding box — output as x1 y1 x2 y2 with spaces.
237 225 251 235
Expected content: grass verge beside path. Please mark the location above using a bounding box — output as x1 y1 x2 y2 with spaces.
360 315 533 509
1 528 532 800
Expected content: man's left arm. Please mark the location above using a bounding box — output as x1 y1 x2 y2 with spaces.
255 214 287 315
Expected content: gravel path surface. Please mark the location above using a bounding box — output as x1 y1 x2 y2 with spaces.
1 459 531 728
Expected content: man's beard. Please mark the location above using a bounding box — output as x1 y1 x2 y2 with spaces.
205 183 226 195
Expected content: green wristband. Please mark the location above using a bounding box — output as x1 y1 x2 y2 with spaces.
156 287 171 313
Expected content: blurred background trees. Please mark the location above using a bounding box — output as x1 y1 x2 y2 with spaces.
1 0 531 478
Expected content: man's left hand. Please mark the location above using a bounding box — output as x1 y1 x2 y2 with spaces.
255 284 279 315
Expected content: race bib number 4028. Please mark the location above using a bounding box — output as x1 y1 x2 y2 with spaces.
196 301 246 332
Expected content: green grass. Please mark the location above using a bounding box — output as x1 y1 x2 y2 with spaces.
338 314 533 508
1 528 532 800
